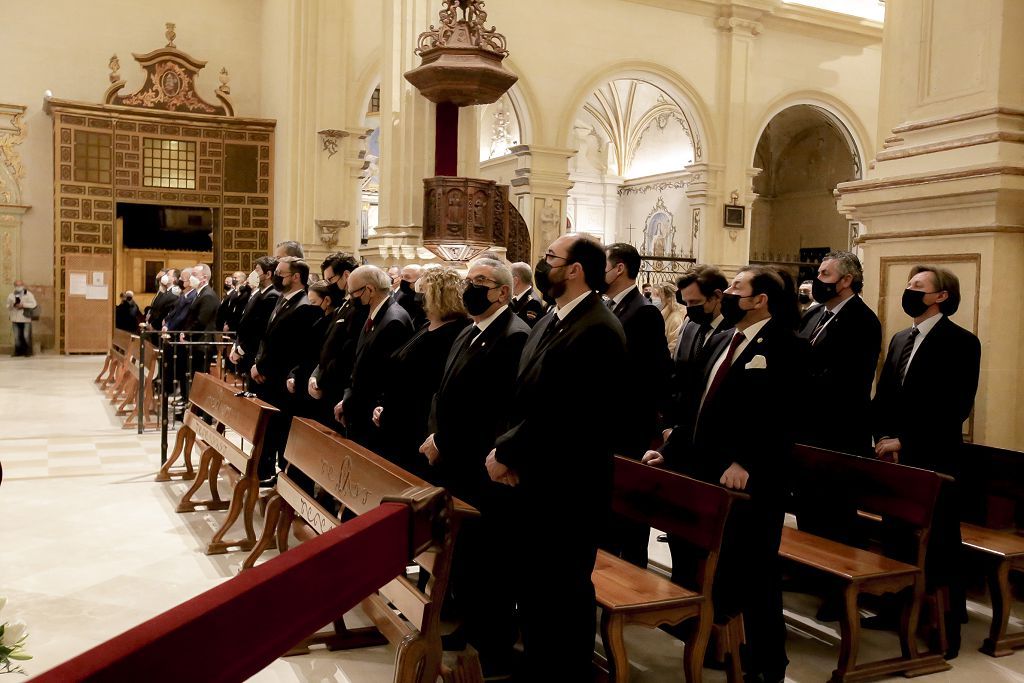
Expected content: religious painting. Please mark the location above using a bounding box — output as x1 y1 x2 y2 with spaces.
724 204 745 228
642 196 676 256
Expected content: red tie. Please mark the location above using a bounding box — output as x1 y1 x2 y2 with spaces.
703 331 745 406
363 318 373 334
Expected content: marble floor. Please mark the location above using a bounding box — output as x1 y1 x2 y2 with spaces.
1 354 1023 682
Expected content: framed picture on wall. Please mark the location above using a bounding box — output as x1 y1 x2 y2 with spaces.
723 204 745 228
144 260 164 293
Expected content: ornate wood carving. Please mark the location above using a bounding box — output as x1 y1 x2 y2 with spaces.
105 23 234 116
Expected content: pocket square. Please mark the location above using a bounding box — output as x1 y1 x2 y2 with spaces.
745 354 767 370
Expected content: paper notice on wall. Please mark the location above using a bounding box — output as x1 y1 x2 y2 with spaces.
91 272 105 286
69 272 88 296
85 284 109 301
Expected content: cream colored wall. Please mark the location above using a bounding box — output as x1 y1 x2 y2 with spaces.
0 0 265 293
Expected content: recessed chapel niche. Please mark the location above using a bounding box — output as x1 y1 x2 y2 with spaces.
45 23 275 352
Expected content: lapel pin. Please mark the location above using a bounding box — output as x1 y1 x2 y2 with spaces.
757 338 763 343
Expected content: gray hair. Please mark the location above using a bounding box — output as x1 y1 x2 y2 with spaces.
194 263 212 280
822 250 864 294
276 240 304 258
510 261 533 287
474 258 513 288
350 265 391 292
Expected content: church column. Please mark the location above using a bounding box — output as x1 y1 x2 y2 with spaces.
836 0 1024 449
366 0 436 267
508 145 575 262
695 3 766 274
0 104 29 353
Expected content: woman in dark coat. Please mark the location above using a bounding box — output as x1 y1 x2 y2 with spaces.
373 266 470 479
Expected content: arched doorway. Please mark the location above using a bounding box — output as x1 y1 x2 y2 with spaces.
750 105 861 275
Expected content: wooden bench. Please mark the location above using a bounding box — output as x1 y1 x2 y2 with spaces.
100 328 134 399
117 337 161 429
593 456 744 683
170 372 279 555
784 444 951 682
242 417 482 683
959 442 1024 657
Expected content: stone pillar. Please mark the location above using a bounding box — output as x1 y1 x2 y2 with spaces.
366 0 437 268
0 104 29 353
836 0 1024 449
699 4 767 274
508 145 575 261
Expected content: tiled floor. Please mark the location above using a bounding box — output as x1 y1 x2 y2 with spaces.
1 354 1023 681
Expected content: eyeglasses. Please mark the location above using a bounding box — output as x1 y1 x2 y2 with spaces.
544 252 569 264
464 276 499 287
325 273 341 284
349 285 368 298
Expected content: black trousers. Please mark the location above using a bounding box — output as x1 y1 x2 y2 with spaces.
517 506 600 681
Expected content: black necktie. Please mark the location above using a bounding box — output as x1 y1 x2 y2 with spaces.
605 298 615 310
539 316 562 346
810 309 833 343
269 295 287 323
897 327 920 383
695 323 712 350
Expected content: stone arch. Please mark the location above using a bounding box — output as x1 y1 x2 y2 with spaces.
557 61 714 164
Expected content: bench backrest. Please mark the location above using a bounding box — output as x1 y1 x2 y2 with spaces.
112 328 133 355
183 373 277 472
612 455 742 592
792 444 944 530
959 442 1024 530
280 417 476 643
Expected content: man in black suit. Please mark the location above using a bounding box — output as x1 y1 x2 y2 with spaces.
182 264 221 397
603 242 671 566
162 267 196 332
393 264 426 328
508 261 546 327
334 265 413 447
873 265 981 658
420 258 529 676
251 257 323 478
798 251 881 455
230 257 280 385
645 265 805 683
485 234 628 680
308 252 363 430
147 273 177 331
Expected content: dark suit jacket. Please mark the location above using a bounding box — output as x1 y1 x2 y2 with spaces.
310 298 369 406
253 291 323 395
494 292 628 529
796 295 881 455
287 311 334 402
611 287 671 456
430 308 530 507
510 287 546 327
872 315 980 476
228 285 252 331
235 286 280 373
342 297 414 442
669 317 733 423
662 317 807 500
394 286 426 328
163 289 196 331
377 317 472 476
186 285 221 333
147 290 177 330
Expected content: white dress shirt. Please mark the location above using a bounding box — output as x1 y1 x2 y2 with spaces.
701 316 772 406
470 304 508 343
556 290 592 321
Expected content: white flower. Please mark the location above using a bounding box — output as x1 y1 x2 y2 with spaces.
1 620 27 647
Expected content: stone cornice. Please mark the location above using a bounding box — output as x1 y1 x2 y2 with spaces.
837 164 1024 195
44 97 276 129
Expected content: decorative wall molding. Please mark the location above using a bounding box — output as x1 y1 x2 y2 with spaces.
104 23 234 116
618 179 687 196
315 219 349 248
318 129 348 158
0 104 28 204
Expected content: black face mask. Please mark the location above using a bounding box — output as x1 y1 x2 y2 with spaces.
798 293 811 305
811 278 839 304
462 283 495 317
901 289 932 318
272 274 285 290
327 283 345 305
686 303 713 326
224 283 233 292
399 280 413 294
643 292 652 300
536 259 570 302
720 293 751 327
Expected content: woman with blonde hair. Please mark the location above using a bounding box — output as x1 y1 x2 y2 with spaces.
656 281 685 355
373 266 471 478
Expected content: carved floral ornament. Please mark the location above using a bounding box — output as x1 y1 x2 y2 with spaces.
417 0 508 57
0 104 27 205
104 23 234 116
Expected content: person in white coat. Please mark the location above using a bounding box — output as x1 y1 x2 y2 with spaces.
6 280 37 356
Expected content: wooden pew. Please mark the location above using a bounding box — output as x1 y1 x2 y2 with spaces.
101 329 133 398
242 417 482 683
592 456 745 683
784 444 951 682
119 338 161 429
958 442 1024 657
171 373 278 555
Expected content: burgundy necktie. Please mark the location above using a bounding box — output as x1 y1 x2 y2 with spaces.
703 331 745 406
